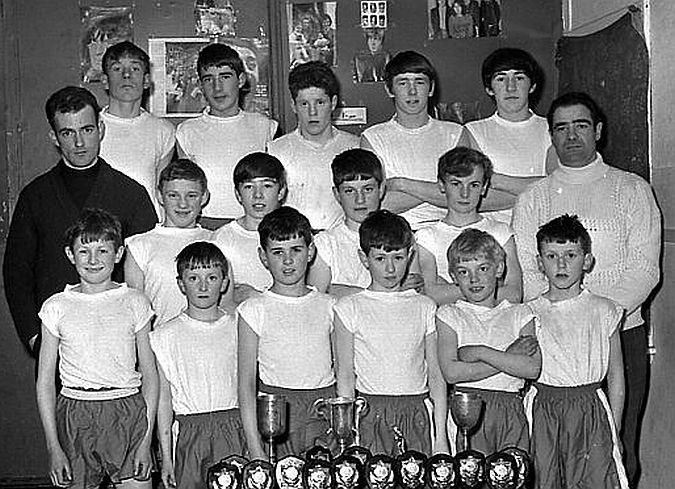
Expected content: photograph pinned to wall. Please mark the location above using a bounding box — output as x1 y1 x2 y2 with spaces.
287 1 337 68
80 6 134 83
352 28 390 83
427 0 502 40
195 0 237 37
360 1 388 28
148 37 271 118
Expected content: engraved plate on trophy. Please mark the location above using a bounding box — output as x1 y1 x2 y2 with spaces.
425 453 455 489
485 452 518 489
275 455 305 489
304 459 333 489
365 454 396 489
454 450 485 489
333 454 364 489
395 450 427 489
243 459 274 489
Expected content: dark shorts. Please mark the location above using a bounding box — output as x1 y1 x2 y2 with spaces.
525 383 628 489
259 383 335 458
448 387 528 455
175 408 247 489
56 392 148 489
358 393 432 456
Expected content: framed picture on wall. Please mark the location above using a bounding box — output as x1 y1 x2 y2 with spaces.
287 1 337 68
148 37 271 118
428 0 502 40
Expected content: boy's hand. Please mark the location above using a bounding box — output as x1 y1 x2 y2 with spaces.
133 442 153 481
401 273 424 293
234 284 262 304
48 447 73 487
161 461 177 488
506 335 539 357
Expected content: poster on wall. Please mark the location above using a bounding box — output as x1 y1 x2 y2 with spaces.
194 0 237 37
287 1 337 69
427 0 502 40
352 28 390 83
80 6 134 83
148 38 270 118
360 1 387 29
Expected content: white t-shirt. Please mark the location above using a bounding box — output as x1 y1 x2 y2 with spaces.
415 217 513 283
334 289 436 395
99 108 176 216
237 290 336 389
362 117 463 228
176 109 278 219
213 220 271 291
39 284 154 400
267 127 359 230
150 311 238 415
125 225 212 327
527 290 622 387
436 300 533 392
314 221 370 288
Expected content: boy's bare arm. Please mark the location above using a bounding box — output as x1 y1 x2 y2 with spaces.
135 323 158 480
606 330 625 432
36 325 72 487
334 314 356 398
124 250 145 291
489 173 544 196
418 245 463 305
496 237 523 303
436 317 499 383
425 333 449 454
237 316 266 460
459 330 541 380
156 364 177 488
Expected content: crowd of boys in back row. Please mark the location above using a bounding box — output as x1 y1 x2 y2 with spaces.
2 39 660 489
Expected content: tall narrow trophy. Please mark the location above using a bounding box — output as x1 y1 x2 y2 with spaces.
257 393 288 464
313 396 369 453
450 392 484 451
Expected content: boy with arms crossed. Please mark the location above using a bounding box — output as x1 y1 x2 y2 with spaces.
99 41 176 216
415 147 522 305
176 44 278 227
36 209 157 489
525 215 628 489
436 229 539 455
213 153 286 304
268 61 359 230
151 242 244 489
334 210 448 455
238 207 335 459
125 159 213 327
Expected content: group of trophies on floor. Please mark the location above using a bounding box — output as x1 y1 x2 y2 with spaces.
207 392 531 489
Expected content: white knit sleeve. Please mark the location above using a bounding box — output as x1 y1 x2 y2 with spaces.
512 186 548 300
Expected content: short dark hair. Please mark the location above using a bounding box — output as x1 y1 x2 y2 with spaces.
64 208 123 250
536 214 592 254
547 91 603 129
197 43 244 78
447 228 505 273
233 152 286 190
384 51 436 92
481 48 543 94
288 61 340 101
258 207 313 250
332 149 384 187
45 86 101 131
158 158 208 193
438 146 493 184
176 241 229 278
359 210 413 253
102 41 150 75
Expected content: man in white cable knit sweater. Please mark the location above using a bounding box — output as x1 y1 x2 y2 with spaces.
512 92 661 487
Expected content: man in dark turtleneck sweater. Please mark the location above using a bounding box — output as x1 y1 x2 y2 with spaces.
3 86 157 358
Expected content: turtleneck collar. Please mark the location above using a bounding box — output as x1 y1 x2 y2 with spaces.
553 153 608 185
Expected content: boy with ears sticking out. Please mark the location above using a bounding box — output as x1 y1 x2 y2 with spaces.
151 242 245 489
525 215 629 489
334 210 448 456
435 229 539 455
36 209 157 489
213 153 287 304
238 207 335 460
415 147 522 305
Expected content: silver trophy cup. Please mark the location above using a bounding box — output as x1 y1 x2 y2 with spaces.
257 393 288 464
313 396 369 453
450 392 484 452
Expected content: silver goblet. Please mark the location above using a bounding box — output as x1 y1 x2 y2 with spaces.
257 393 288 464
313 396 369 453
450 392 484 452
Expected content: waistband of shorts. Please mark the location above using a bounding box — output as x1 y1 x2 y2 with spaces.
176 407 240 422
358 392 429 402
454 386 522 400
61 385 139 401
534 382 601 397
260 383 336 395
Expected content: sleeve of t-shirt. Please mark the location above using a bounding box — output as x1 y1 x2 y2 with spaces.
38 295 64 338
313 232 335 269
333 296 358 334
124 235 149 272
422 297 437 336
129 290 154 332
435 304 462 343
515 304 536 336
236 297 264 336
604 298 624 338
159 120 177 160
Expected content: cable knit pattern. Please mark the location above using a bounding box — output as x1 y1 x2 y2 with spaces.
512 154 661 329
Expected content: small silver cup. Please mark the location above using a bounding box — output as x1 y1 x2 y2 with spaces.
257 393 288 463
450 392 484 452
313 396 369 453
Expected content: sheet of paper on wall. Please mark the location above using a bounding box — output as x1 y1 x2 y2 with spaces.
80 6 134 83
195 0 237 37
360 1 387 29
287 2 337 68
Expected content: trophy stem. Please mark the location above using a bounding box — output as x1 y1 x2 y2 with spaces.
268 435 276 464
462 428 470 451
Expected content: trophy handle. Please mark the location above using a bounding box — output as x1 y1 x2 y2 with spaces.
353 397 368 446
312 398 328 420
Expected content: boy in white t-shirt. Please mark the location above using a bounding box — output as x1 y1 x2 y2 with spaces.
125 159 213 327
334 210 448 456
213 152 286 304
416 147 522 305
176 44 278 228
151 242 244 489
435 229 540 455
238 207 335 459
36 209 157 489
525 215 628 489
